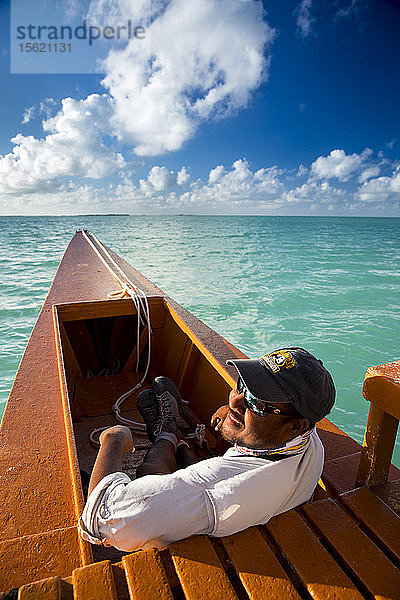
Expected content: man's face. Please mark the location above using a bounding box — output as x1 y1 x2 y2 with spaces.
220 382 303 449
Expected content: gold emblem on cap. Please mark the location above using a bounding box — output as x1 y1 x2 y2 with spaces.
260 350 296 372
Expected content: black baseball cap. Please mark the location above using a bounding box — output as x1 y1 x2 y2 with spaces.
227 347 335 424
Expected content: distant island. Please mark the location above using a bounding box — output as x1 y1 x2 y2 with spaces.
70 213 131 217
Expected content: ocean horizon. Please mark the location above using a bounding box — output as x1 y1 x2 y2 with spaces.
1 214 399 466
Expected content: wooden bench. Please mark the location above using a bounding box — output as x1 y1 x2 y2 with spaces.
13 361 400 599
16 489 400 600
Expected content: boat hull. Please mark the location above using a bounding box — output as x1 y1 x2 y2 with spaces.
2 231 398 595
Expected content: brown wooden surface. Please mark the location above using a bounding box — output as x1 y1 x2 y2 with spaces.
73 561 118 600
13 482 400 599
57 298 160 323
18 577 62 600
169 536 237 600
0 527 81 593
73 372 146 417
357 404 400 487
303 498 400 599
0 233 135 593
222 527 301 600
372 479 400 516
356 362 400 486
0 308 77 540
339 486 400 562
362 362 400 419
122 326 149 373
123 550 174 600
267 510 364 600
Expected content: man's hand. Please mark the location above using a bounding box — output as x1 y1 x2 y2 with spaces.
211 404 229 431
99 425 134 454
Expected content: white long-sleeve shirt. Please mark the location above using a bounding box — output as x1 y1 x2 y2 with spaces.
78 428 324 551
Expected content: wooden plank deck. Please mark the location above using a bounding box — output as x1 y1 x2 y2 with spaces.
14 482 400 599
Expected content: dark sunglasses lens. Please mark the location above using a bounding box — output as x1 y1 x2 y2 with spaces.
236 377 244 394
244 391 296 417
238 379 298 417
243 390 269 416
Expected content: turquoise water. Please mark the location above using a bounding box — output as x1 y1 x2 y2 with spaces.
1 215 399 466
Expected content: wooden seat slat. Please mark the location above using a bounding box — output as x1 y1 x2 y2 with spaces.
372 479 400 517
18 576 62 600
302 499 400 599
222 527 301 600
169 535 238 600
72 560 118 600
267 510 364 600
339 486 400 562
122 550 174 600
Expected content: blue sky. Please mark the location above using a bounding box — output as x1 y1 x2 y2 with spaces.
0 0 399 215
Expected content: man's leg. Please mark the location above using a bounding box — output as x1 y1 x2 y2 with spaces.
135 383 198 478
176 442 199 468
136 438 177 478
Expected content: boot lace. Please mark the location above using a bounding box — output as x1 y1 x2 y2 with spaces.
158 391 175 422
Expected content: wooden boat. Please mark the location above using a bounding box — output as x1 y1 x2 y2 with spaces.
1 230 399 599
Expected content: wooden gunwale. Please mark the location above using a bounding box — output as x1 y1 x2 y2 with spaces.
164 301 236 389
1 230 400 598
52 304 93 566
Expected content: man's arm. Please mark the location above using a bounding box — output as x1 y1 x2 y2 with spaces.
88 425 133 496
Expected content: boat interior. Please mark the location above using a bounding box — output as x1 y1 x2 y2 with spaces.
54 296 230 501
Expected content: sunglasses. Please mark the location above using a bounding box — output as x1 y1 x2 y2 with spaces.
236 376 299 417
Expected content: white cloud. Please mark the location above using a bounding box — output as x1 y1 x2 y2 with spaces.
177 166 190 186
297 164 307 177
39 98 58 120
57 0 92 21
295 1 371 39
139 164 190 194
22 106 35 124
146 166 176 191
21 98 58 125
208 165 226 184
311 148 372 182
358 166 380 184
2 0 273 194
0 94 124 194
182 159 284 210
2 152 400 216
85 0 149 28
103 0 273 155
281 179 344 206
357 166 400 203
335 0 368 21
295 0 314 38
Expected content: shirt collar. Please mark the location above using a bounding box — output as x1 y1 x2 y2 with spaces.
233 427 314 459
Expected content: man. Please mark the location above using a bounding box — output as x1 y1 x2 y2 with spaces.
79 347 335 551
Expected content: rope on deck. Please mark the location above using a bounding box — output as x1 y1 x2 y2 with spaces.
81 230 151 447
